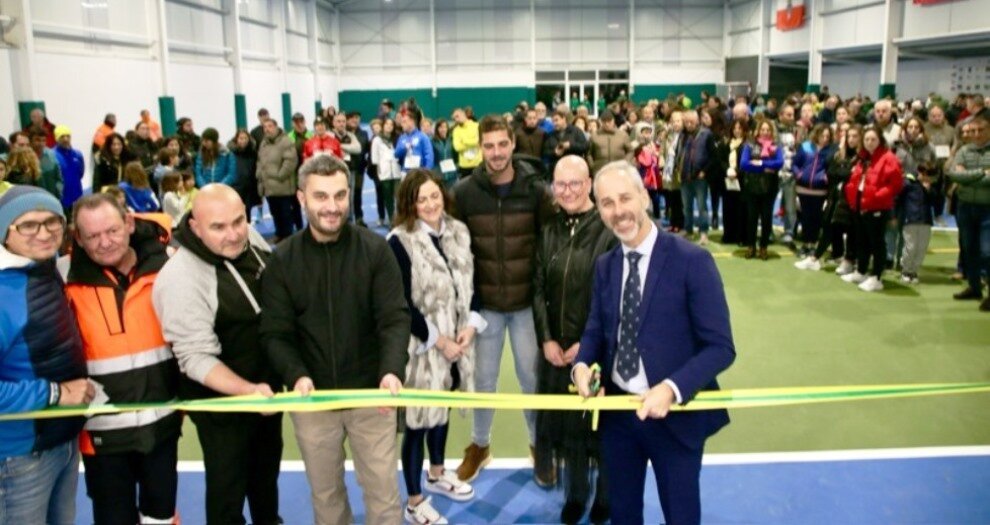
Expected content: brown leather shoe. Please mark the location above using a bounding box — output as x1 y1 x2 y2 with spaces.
743 247 755 259
758 247 769 260
980 297 990 312
456 443 491 482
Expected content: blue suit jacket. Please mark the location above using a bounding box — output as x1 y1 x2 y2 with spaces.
577 230 735 450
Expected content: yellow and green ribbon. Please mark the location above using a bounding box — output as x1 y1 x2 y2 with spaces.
2 382 989 422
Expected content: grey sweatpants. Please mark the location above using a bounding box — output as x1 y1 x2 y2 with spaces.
900 223 932 275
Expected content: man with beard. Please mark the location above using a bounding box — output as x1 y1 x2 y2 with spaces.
515 108 547 159
451 115 554 484
573 161 735 525
260 154 410 524
346 111 371 226
776 104 802 245
153 184 282 525
544 110 589 174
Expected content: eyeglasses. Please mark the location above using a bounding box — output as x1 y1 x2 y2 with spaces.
552 180 586 193
10 216 65 237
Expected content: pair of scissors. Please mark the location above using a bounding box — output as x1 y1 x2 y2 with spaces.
568 363 602 431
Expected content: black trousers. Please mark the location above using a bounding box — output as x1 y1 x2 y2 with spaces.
721 190 745 244
797 194 827 245
189 411 284 525
267 196 301 239
352 166 366 221
854 210 889 278
663 189 684 229
83 436 179 525
745 192 775 248
366 165 385 221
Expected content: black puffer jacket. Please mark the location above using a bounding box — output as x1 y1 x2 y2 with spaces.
533 208 617 346
826 147 857 225
453 158 554 312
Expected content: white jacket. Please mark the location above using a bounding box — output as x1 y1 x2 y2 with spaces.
371 136 402 181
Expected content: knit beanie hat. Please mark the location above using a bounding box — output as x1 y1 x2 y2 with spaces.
202 128 220 143
0 186 65 244
54 125 72 140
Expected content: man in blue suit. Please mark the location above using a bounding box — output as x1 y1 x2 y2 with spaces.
574 160 735 525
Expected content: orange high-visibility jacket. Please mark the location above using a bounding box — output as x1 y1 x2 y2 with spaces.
65 214 181 455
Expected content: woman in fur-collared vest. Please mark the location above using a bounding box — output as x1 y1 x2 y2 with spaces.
387 169 486 524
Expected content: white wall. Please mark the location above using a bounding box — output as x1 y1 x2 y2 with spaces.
902 0 989 39
0 49 19 135
823 57 985 101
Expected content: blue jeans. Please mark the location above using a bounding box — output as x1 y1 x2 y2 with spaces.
957 202 990 293
680 179 710 234
472 308 539 447
0 441 79 525
780 177 797 237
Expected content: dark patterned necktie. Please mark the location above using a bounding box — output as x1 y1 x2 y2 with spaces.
617 251 642 381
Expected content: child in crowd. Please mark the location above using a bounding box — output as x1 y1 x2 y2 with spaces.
101 185 129 211
634 124 662 219
154 148 178 195
181 171 197 213
0 158 11 196
160 172 188 226
119 161 160 213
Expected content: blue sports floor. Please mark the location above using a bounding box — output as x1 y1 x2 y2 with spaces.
73 448 990 524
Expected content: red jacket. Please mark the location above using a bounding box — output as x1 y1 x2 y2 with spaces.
844 146 904 213
303 134 342 161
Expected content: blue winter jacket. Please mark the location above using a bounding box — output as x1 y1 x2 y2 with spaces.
54 146 85 210
793 141 835 191
194 148 238 188
120 182 161 213
0 247 87 459
394 130 435 173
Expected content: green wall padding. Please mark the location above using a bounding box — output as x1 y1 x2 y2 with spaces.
281 93 292 130
878 83 896 100
159 96 177 137
338 87 537 122
806 84 821 94
315 100 323 118
234 94 247 130
18 101 45 130
631 84 717 106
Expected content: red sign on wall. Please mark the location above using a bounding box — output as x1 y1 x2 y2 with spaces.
776 0 806 31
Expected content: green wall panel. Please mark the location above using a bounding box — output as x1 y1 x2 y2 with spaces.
234 94 247 130
158 96 177 137
338 87 536 122
18 101 45 130
631 84 717 106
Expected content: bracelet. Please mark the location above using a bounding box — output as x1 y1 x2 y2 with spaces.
49 382 61 407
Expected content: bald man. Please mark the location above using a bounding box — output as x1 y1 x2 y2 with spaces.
533 155 617 523
153 184 284 525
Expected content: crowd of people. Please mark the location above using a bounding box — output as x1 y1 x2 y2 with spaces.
0 85 987 525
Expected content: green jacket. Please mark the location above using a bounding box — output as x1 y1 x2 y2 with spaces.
949 141 990 205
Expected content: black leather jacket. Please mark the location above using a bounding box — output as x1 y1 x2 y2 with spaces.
533 208 617 347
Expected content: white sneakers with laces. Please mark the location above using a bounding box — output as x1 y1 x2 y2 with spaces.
794 256 821 271
424 469 475 501
834 260 855 275
858 276 884 292
841 271 867 284
405 496 447 525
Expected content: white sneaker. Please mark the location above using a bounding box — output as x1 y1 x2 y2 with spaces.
405 496 448 525
835 260 855 275
424 470 474 502
794 256 821 271
841 271 866 284
858 276 884 292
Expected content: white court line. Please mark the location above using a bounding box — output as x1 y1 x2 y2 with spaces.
168 446 990 472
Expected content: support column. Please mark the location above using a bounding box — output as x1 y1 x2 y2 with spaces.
757 0 772 96
429 0 437 98
4 0 42 128
277 0 292 126
628 0 635 96
307 0 321 115
878 0 903 99
154 0 176 136
807 0 823 93
224 0 246 129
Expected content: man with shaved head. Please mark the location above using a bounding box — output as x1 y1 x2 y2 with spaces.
533 155 616 524
153 184 283 525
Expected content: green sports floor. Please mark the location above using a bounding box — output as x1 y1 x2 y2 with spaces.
176 229 990 461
